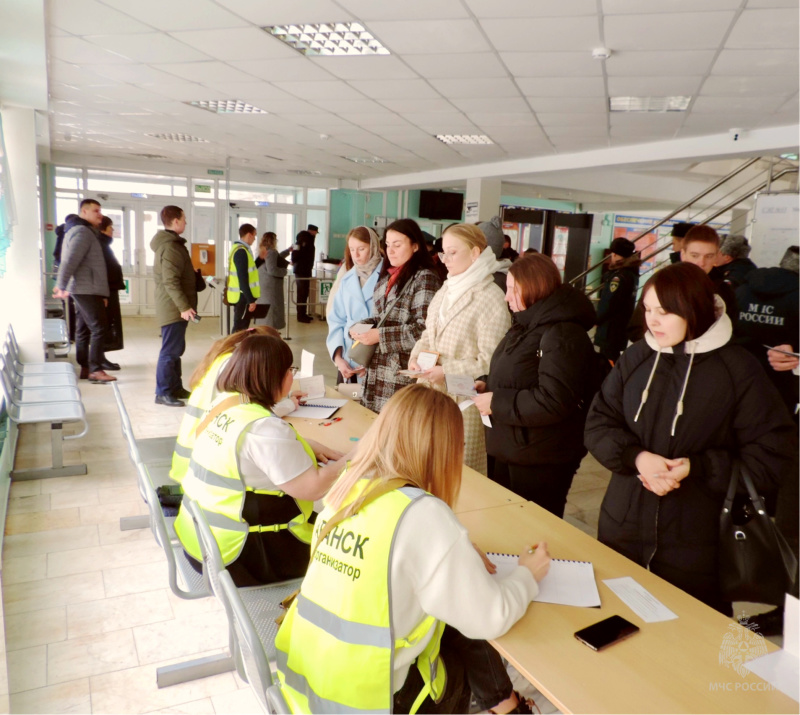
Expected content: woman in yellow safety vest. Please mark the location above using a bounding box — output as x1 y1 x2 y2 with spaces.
170 326 304 484
174 334 347 587
276 383 552 714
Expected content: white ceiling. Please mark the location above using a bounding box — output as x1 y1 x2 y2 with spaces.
23 0 800 196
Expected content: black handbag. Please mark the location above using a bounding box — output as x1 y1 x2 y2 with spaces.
719 464 798 605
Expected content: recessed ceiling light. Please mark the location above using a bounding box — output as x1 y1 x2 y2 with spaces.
435 134 493 145
188 100 268 115
780 152 799 161
146 132 209 143
609 96 691 112
289 169 323 175
263 22 390 57
345 156 387 164
131 153 168 160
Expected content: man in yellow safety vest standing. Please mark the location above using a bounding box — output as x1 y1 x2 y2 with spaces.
228 223 260 333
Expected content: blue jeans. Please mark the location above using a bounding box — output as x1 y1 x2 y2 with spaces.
156 320 187 396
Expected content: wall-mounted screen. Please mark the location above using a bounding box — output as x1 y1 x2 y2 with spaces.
419 190 464 221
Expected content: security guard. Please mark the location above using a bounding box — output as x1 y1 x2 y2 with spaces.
173 334 346 586
228 223 261 333
594 237 640 363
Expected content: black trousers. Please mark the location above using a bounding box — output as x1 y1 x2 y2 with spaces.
156 320 187 396
296 277 310 319
72 294 107 373
231 299 252 333
393 626 512 714
491 458 581 518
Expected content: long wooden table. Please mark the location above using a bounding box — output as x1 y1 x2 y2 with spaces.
287 390 797 713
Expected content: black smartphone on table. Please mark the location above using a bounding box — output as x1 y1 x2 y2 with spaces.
574 615 639 651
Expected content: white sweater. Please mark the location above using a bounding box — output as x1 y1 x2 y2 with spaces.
390 496 539 690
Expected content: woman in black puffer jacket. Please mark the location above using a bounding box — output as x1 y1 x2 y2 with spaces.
585 263 796 614
473 254 597 518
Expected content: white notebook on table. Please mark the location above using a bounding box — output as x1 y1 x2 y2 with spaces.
289 398 348 419
488 552 601 608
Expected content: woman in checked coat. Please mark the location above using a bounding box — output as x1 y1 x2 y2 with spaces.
410 224 510 475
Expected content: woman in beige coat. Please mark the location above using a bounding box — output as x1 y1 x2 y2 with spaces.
409 224 510 475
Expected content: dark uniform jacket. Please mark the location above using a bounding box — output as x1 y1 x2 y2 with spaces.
594 256 641 361
485 285 596 466
714 257 757 290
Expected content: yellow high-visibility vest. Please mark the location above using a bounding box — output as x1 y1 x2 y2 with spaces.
275 480 447 714
227 242 260 304
170 353 230 484
174 394 314 564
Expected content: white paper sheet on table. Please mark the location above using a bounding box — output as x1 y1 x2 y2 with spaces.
296 375 325 399
300 349 314 378
603 576 678 622
744 595 799 702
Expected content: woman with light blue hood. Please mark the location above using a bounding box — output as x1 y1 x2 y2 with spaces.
326 225 383 384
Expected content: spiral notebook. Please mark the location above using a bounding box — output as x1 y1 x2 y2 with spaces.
488 552 601 608
290 398 348 419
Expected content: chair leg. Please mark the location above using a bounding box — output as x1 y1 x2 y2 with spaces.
11 423 88 480
156 653 236 688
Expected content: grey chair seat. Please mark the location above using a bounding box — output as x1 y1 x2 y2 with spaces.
240 579 303 663
11 371 78 387
137 436 178 465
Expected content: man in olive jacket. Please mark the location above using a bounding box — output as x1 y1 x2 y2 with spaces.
151 205 197 406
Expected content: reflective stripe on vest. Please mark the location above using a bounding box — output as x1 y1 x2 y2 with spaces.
275 483 447 714
227 243 261 303
173 394 315 564
170 353 230 484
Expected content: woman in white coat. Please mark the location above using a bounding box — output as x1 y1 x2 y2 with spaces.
326 226 382 384
409 223 510 475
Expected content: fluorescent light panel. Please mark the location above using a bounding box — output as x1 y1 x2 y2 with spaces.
435 134 493 145
188 100 268 115
147 132 209 143
289 169 323 175
263 22 389 57
345 156 387 163
610 96 691 112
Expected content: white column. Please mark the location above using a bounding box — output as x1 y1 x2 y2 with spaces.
0 107 44 360
465 178 501 222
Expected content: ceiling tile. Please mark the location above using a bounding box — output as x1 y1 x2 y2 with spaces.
725 8 799 49
681 113 763 130
340 112 412 127
366 19 490 54
543 125 608 137
712 49 799 75
168 28 299 61
100 0 249 31
229 58 335 83
605 12 735 50
450 97 531 113
49 0 154 34
607 76 703 96
537 112 608 127
607 50 716 76
746 0 798 7
401 112 478 131
603 0 741 12
273 80 368 101
467 112 539 127
48 60 115 86
86 33 212 63
610 114 685 131
692 95 790 113
480 17 600 52
529 97 608 113
500 52 602 77
517 77 605 97
192 82 294 102
213 0 354 25
89 64 186 85
92 84 165 102
312 98 391 114
702 75 799 95
337 0 469 20
378 98 457 112
144 82 229 102
308 56 418 81
404 53 508 79
349 79 442 100
256 98 322 114
465 0 597 17
48 36 134 65
428 78 521 99
156 62 256 84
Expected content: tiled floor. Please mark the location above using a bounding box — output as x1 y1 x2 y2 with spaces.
3 312 609 714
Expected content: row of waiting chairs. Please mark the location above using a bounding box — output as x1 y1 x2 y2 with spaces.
1 325 88 480
111 382 293 710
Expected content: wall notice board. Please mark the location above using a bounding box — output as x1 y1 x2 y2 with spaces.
749 192 799 269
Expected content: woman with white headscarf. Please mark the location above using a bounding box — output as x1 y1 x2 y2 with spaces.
326 226 383 384
409 223 510 475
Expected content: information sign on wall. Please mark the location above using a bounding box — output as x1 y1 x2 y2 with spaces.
319 280 333 303
118 278 132 304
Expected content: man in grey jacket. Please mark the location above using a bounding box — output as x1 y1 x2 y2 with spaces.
53 199 116 384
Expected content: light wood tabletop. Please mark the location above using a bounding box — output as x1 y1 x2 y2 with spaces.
460 502 797 714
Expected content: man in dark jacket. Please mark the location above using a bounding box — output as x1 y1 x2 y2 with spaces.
594 237 640 363
681 225 738 326
712 234 757 290
668 221 694 264
151 205 197 406
292 230 316 323
53 199 115 384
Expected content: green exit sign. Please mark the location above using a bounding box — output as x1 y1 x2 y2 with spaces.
207 169 224 176
195 184 212 193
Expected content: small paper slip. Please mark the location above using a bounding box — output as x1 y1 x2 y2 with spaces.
744 595 799 702
458 399 474 412
446 374 477 396
481 414 492 428
296 375 325 400
300 350 315 378
488 553 601 608
351 322 372 335
290 398 348 419
416 350 438 371
603 577 677 623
